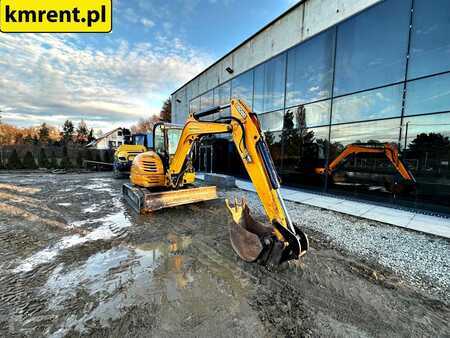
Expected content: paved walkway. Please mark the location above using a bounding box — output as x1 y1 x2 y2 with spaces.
197 173 450 239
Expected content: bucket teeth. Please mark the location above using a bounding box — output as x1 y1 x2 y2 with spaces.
226 198 272 262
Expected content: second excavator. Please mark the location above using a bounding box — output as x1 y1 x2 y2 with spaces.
123 99 308 267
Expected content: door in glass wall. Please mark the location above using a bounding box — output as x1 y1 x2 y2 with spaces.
328 119 403 201
333 0 411 95
408 0 450 79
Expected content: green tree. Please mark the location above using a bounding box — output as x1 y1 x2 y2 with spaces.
87 129 96 143
22 151 37 169
76 120 89 144
38 148 49 168
7 149 22 169
38 123 50 144
62 120 74 144
408 133 450 172
160 98 172 122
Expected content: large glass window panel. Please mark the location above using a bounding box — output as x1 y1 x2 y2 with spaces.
189 97 200 115
231 70 254 109
401 113 450 212
253 64 265 113
334 0 410 95
330 119 401 158
402 113 450 152
408 0 450 79
214 82 231 118
200 90 214 121
286 29 335 106
200 90 214 110
264 54 286 113
280 124 329 190
332 84 403 124
404 73 450 116
263 131 283 169
259 110 284 132
328 118 404 199
253 54 286 113
214 82 231 106
286 100 331 129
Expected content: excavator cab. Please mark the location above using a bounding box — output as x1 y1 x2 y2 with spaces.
130 133 153 149
152 123 184 169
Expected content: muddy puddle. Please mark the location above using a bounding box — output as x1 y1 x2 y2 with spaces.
0 172 448 337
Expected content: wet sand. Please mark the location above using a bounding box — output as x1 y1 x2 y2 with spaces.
0 172 448 337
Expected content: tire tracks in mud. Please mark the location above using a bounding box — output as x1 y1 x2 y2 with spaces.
0 173 448 337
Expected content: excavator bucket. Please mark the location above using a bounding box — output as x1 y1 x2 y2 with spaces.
226 198 273 262
123 183 218 213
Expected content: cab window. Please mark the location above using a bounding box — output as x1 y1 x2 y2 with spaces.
154 125 165 154
167 129 182 155
133 135 146 146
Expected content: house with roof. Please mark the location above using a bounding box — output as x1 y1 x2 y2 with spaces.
86 128 131 150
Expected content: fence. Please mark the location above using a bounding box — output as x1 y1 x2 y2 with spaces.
0 144 114 169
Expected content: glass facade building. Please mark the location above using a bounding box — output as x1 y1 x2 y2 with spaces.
185 0 450 214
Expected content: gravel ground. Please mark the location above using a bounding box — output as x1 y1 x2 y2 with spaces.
222 189 450 302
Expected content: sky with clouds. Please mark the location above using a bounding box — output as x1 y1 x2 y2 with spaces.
0 0 298 131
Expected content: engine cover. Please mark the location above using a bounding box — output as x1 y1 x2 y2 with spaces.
130 151 166 188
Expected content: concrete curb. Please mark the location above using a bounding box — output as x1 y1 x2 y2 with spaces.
197 173 450 239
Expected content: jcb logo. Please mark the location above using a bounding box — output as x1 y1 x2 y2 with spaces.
0 0 112 33
236 105 247 120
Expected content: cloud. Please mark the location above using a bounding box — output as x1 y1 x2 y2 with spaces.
0 33 213 130
140 18 155 28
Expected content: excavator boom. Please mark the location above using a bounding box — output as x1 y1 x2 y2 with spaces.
166 99 308 266
123 99 308 267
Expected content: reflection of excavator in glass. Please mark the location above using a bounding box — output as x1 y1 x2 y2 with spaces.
315 143 416 194
123 99 308 267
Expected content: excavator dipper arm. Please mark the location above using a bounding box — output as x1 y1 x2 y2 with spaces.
317 144 415 182
168 99 308 266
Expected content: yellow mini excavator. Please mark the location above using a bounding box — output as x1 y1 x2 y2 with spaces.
113 133 152 178
123 99 308 267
